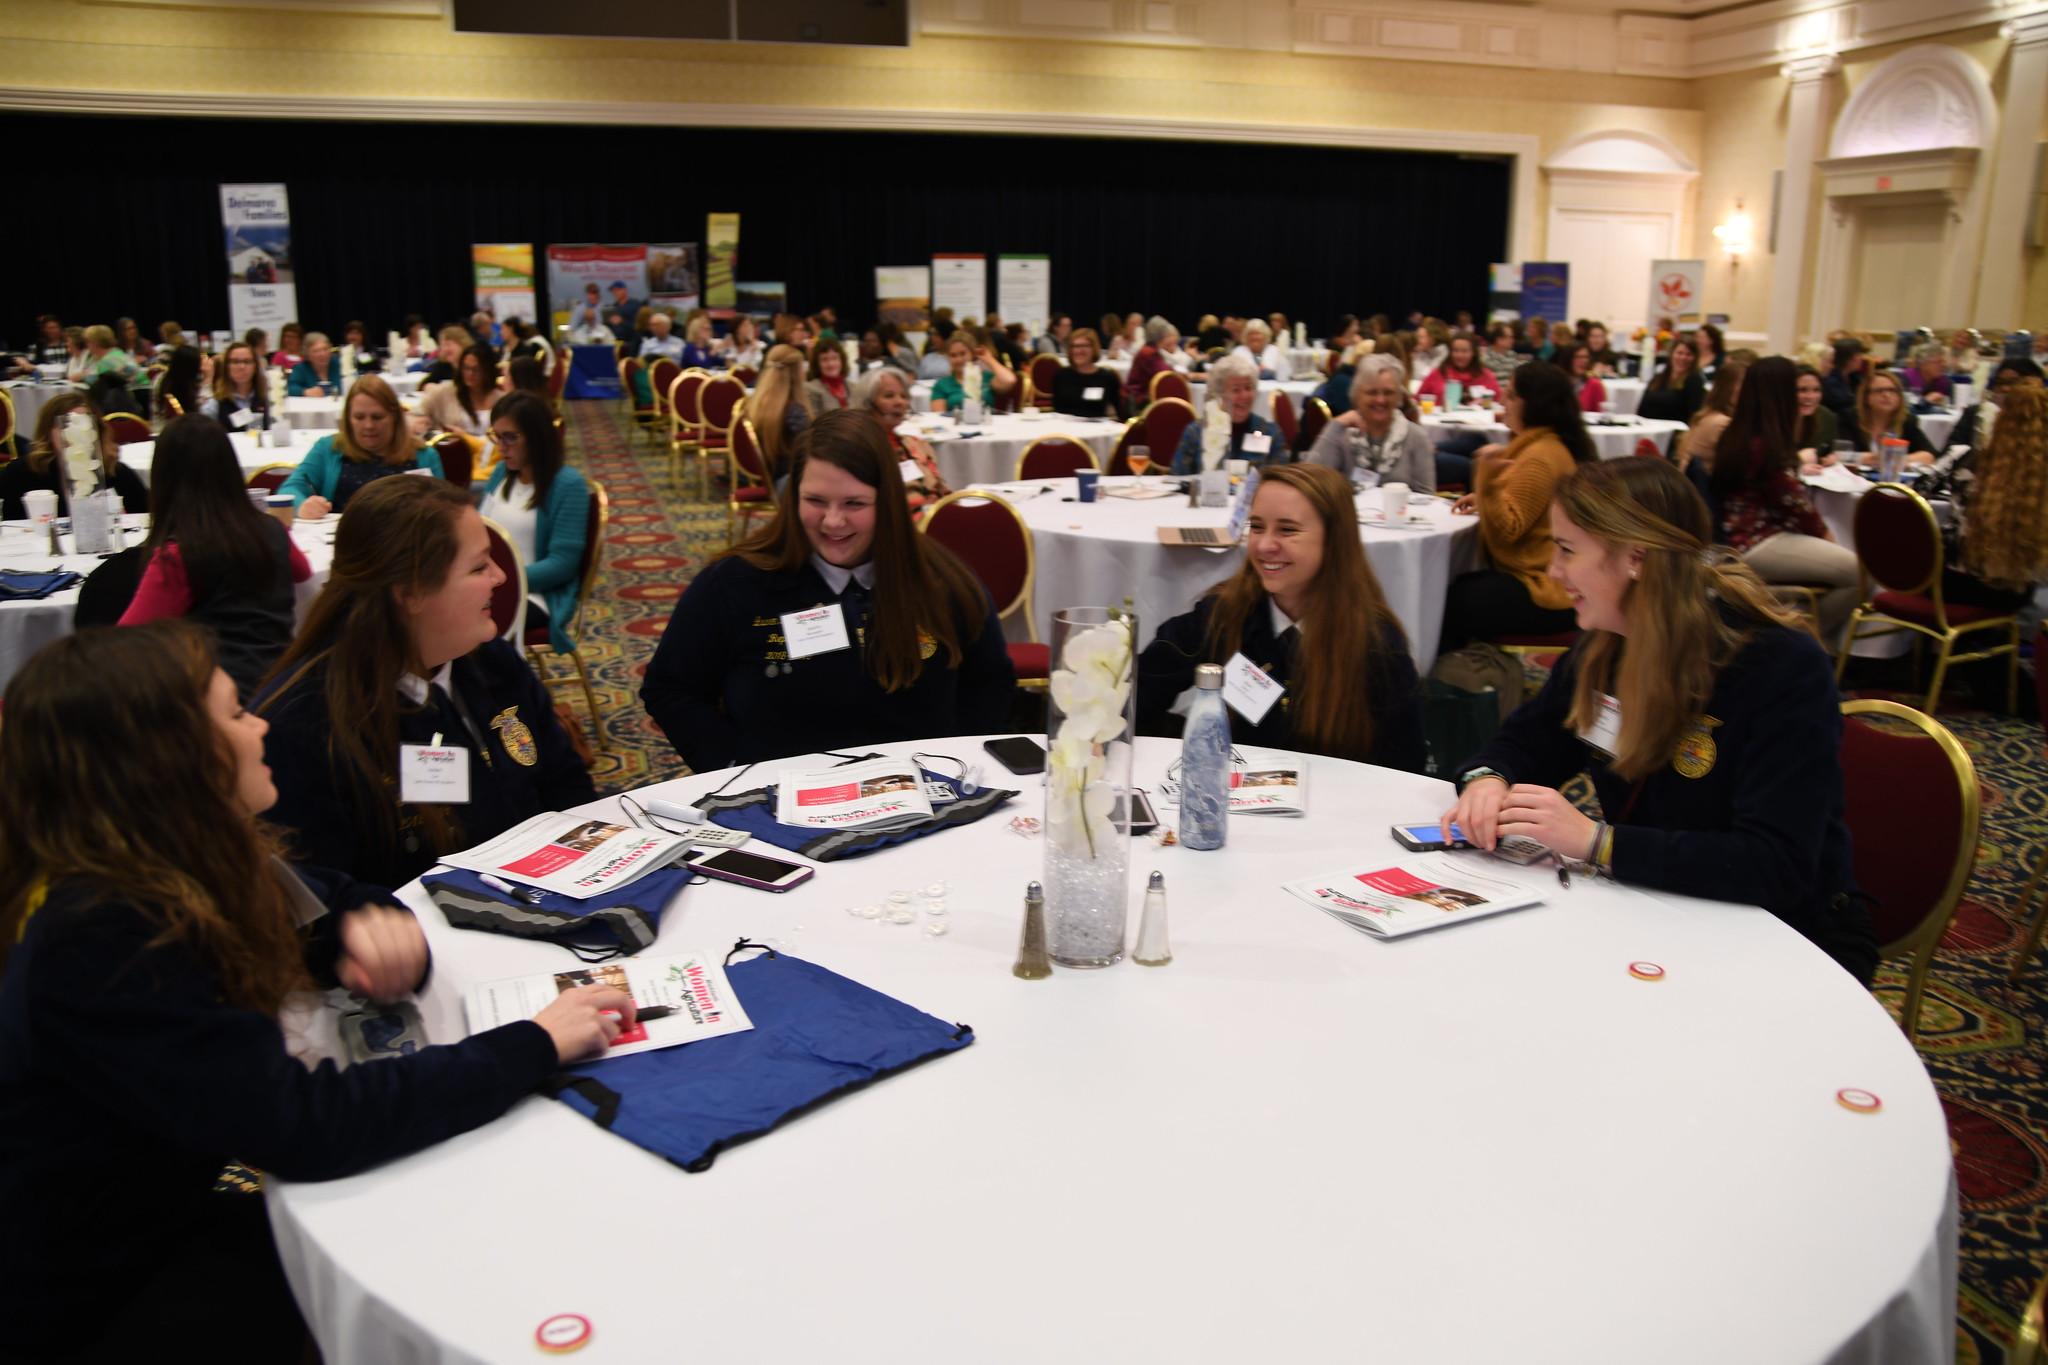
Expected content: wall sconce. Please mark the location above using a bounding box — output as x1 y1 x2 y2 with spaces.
1713 200 1756 276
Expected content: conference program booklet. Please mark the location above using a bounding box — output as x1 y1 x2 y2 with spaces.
439 812 690 900
464 952 754 1059
1229 749 1308 817
774 757 934 831
1284 854 1543 939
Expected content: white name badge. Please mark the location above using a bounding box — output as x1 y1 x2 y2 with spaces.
398 744 470 804
1242 431 1273 456
782 603 853 659
1579 693 1622 756
1083 386 1105 402
899 458 922 483
1221 652 1284 725
229 408 255 429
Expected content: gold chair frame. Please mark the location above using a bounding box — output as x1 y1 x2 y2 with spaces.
0 387 20 457
727 414 774 544
524 478 611 752
1149 369 1191 403
1013 433 1101 481
2013 1258 2047 1365
666 367 708 491
695 374 746 501
917 487 1047 692
244 461 299 490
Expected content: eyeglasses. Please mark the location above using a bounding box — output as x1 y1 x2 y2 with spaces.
492 430 522 446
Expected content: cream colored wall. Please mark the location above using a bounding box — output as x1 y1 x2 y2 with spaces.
1692 63 1785 336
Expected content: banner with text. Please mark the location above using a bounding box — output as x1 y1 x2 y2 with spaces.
996 255 1051 334
874 265 931 332
706 213 740 310
472 243 536 327
1520 262 1570 328
932 254 987 322
220 183 298 339
648 242 702 312
1647 260 1706 326
546 245 649 337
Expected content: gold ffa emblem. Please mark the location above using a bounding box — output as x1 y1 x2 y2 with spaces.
918 630 938 660
491 706 539 767
1672 716 1721 779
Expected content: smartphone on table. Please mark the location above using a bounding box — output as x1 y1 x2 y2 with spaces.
1391 821 1550 863
983 736 1047 775
680 846 815 892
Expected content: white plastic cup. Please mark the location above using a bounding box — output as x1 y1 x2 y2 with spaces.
23 490 57 522
1382 482 1410 522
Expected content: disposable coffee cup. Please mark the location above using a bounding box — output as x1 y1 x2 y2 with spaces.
1076 470 1100 503
265 494 295 528
23 490 57 522
1382 482 1410 522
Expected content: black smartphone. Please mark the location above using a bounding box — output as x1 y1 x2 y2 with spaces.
680 847 815 892
982 736 1047 775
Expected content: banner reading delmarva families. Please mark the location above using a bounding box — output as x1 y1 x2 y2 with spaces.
220 183 298 339
471 244 536 330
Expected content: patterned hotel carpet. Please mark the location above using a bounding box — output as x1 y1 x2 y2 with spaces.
560 399 2047 1358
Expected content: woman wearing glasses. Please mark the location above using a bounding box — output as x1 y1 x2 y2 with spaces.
480 392 592 651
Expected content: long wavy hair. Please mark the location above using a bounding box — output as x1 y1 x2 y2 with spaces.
1511 362 1596 464
1695 357 1748 425
1963 382 2048 590
748 343 809 479
143 416 280 597
25 391 113 477
211 340 268 409
1198 463 1406 761
728 409 988 692
1710 356 1799 496
1556 459 1806 781
0 622 308 1012
258 476 477 861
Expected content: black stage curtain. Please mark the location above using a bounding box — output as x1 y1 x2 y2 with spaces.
0 113 1510 344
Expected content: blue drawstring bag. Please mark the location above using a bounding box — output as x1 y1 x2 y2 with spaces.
421 863 693 961
695 764 1017 862
545 943 975 1171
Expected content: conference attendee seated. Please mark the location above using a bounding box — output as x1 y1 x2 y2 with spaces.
1444 457 1876 983
1409 320 1450 381
1794 364 1839 456
1171 353 1287 474
1936 381 2048 612
1441 362 1594 649
749 344 812 482
1480 322 1522 387
1121 316 1183 410
154 345 207 419
505 355 549 405
1415 332 1499 407
1950 357 2043 450
0 622 633 1364
201 340 272 431
1035 313 1072 357
268 321 304 372
417 325 471 387
78 323 142 395
1693 323 1728 379
1676 359 1747 472
568 282 609 341
0 391 149 520
641 409 1014 771
1563 343 1609 414
1583 323 1620 375
1312 340 1372 419
1137 463 1426 773
480 391 592 650
806 343 851 413
1230 320 1284 380
928 333 1017 413
281 376 445 518
503 317 547 367
719 315 765 371
1821 338 1866 417
1051 327 1123 420
1304 353 1434 492
873 321 918 376
257 476 594 889
1845 368 1935 463
115 317 155 364
854 368 949 512
418 342 502 440
118 417 310 696
680 314 721 370
637 311 685 366
286 332 344 398
1900 343 1954 406
1635 337 1705 424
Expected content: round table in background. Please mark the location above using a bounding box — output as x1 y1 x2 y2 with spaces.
2 379 73 442
1601 377 1646 415
900 414 1125 488
1185 377 1321 422
1421 411 1689 462
124 429 326 486
1918 410 1959 449
266 736 1956 1365
980 476 1478 664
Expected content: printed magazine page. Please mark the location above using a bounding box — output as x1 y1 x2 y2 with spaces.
439 812 690 900
1283 854 1544 938
774 757 934 831
464 952 754 1059
1230 749 1308 816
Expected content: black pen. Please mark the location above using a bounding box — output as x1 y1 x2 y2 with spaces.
634 1006 675 1021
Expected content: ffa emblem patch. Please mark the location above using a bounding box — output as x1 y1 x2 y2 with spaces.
1672 716 1721 779
491 707 539 767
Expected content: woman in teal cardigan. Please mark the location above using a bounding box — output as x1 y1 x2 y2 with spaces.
286 332 345 397
281 376 445 517
480 391 591 650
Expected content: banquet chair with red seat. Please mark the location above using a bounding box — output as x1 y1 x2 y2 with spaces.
727 417 774 544
1015 436 1099 482
1103 416 1146 476
732 366 759 388
647 358 682 434
1490 629 1580 661
102 412 151 447
245 463 297 494
1835 483 2020 713
1142 397 1197 469
668 369 707 486
432 433 473 489
524 478 610 751
548 349 571 407
1149 371 1192 405
0 389 16 461
1298 397 1331 453
1271 391 1299 449
696 374 747 500
1839 698 1978 1041
477 514 530 641
1028 356 1059 410
917 489 1048 690
619 357 658 444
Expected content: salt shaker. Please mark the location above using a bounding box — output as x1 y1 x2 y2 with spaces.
1133 871 1172 966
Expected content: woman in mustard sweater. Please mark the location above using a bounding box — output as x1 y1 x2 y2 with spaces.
1442 362 1596 649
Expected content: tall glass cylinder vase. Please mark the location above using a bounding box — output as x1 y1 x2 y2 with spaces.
1043 605 1137 968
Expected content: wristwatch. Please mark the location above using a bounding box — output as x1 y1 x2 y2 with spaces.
1456 766 1508 793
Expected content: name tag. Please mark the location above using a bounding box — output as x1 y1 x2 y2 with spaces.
899 458 922 483
1579 693 1622 756
229 408 255 429
1242 431 1272 456
781 603 853 659
399 744 471 804
1221 652 1284 725
1083 386 1104 402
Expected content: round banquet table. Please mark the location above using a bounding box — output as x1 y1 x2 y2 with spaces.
2 379 73 440
1421 411 1689 462
281 388 423 431
1917 409 1959 449
1601 376 1646 415
1185 377 1321 422
899 414 1125 488
980 476 1479 664
266 735 1955 1365
123 428 327 486
0 514 335 689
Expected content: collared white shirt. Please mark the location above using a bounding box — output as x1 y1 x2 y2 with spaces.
810 555 876 596
1267 600 1299 642
397 660 455 706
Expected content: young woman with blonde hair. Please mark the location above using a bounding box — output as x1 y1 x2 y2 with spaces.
1138 463 1426 771
747 343 812 481
1444 457 1875 982
1846 367 1934 463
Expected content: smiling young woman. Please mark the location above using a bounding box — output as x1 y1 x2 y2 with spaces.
641 408 1016 770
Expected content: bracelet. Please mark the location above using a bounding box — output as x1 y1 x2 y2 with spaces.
1584 820 1607 865
1596 824 1616 870
1458 767 1508 793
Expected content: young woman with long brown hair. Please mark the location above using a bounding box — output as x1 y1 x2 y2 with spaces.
1444 458 1875 982
0 622 630 1361
0 389 149 520
642 407 1015 770
256 475 594 888
1137 463 1426 771
202 338 271 429
1943 379 2048 608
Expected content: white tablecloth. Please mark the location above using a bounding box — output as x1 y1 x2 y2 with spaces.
268 735 1957 1365
123 429 325 486
0 517 334 689
1185 378 1321 422
900 414 1125 488
2 380 73 441
1919 410 1959 449
1422 412 1689 462
281 377 423 430
983 477 1477 664
1602 377 1646 415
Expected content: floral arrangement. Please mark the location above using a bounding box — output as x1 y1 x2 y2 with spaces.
59 411 99 496
1046 612 1133 859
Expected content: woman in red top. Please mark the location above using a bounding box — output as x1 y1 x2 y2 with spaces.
1414 333 1499 407
1121 317 1181 409
1707 356 1858 644
806 344 852 413
1563 342 1610 414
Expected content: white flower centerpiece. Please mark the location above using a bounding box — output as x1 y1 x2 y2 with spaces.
1043 605 1137 967
61 411 117 553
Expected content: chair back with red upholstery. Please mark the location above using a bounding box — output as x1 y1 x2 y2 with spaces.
731 416 769 486
102 412 152 447
1850 483 1941 595
699 374 745 444
671 370 707 434
1028 356 1060 409
1271 391 1298 447
478 514 529 639
1150 371 1191 404
732 366 759 388
1104 416 1145 476
648 359 681 419
1633 437 1664 459
920 490 1034 623
549 349 571 404
620 357 653 415
1839 699 1978 1039
433 433 473 488
1016 436 1100 481
1142 397 1197 465
1299 397 1331 451
246 462 296 493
